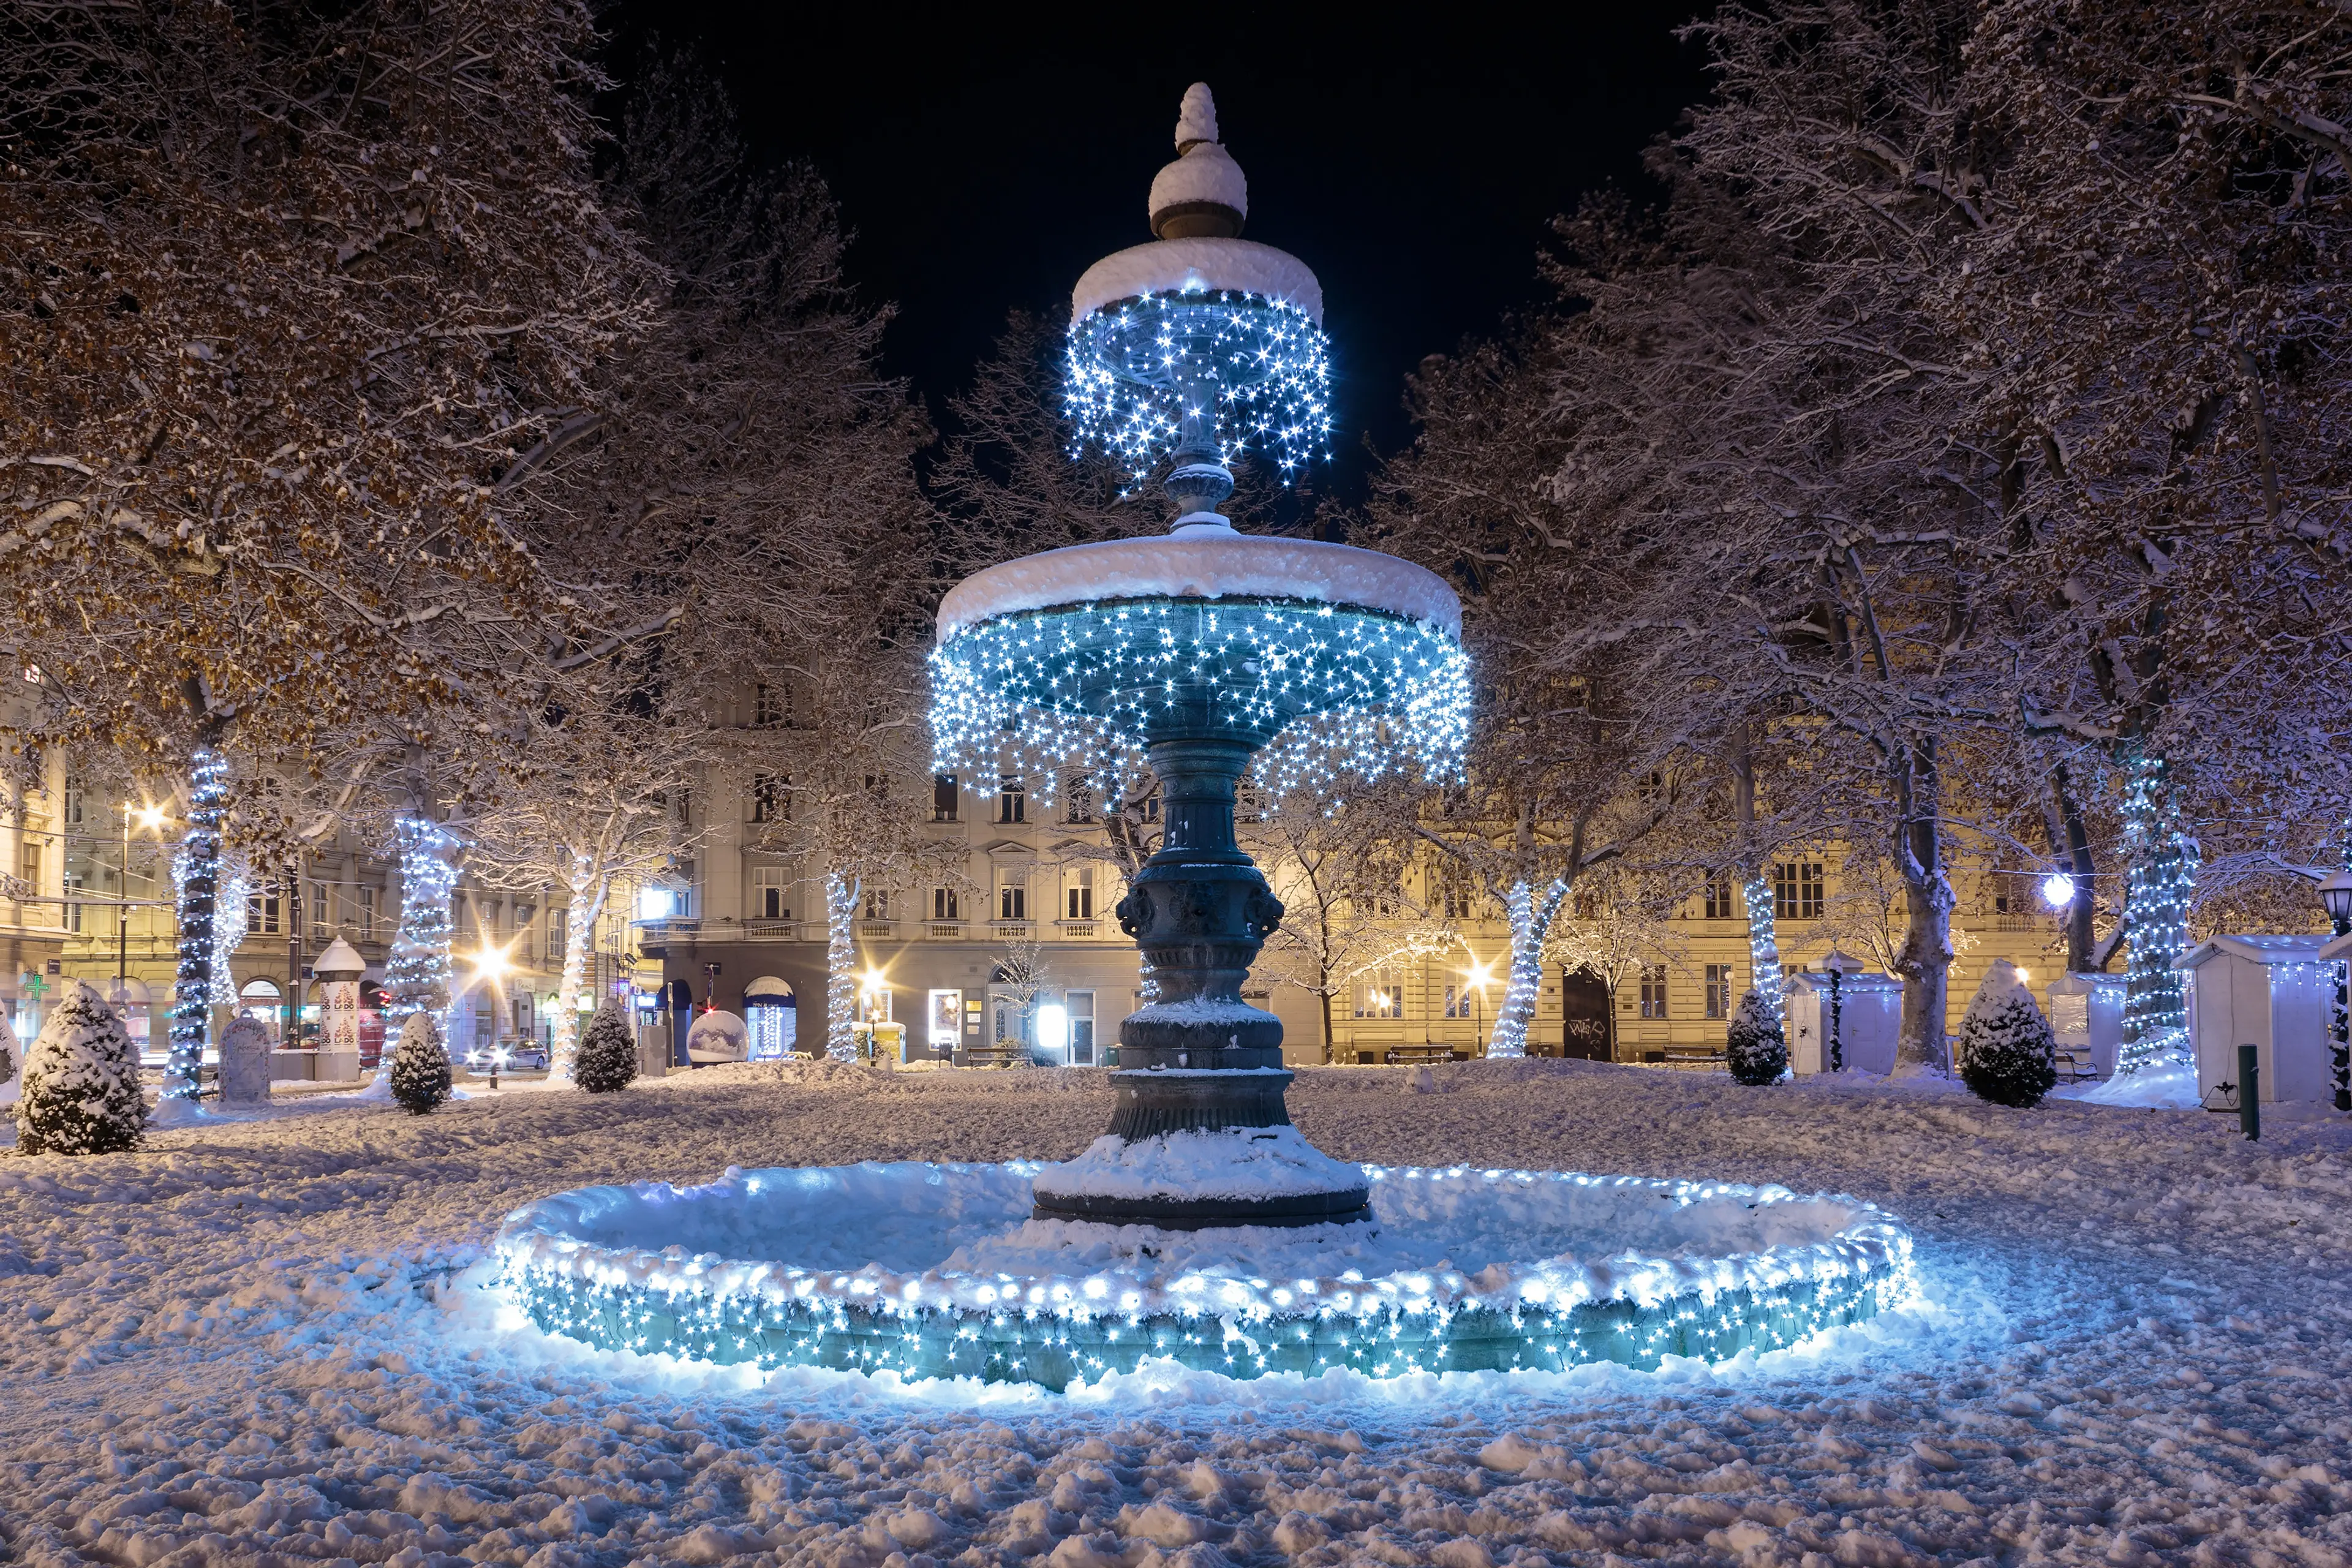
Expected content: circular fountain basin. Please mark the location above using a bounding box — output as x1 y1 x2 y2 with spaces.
494 1163 1912 1390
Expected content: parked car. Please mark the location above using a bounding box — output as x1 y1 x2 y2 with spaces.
463 1041 550 1072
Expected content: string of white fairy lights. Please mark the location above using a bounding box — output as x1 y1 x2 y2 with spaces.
1066 290 1332 491
495 1165 1913 1391
929 599 1469 802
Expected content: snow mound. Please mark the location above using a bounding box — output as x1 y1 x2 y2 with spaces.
935 532 1460 640
1033 1126 1363 1202
1175 81 1218 147
2056 1060 2203 1109
1072 239 1322 325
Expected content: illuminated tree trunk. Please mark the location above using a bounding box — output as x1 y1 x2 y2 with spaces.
2118 749 2195 1074
548 853 603 1084
1489 876 1569 1058
825 870 858 1061
383 815 456 1028
1743 869 1785 1027
164 745 227 1102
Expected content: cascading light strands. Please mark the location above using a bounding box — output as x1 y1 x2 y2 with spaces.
1066 291 1332 489
1744 870 1787 1025
929 598 1469 799
163 746 227 1100
383 816 458 1023
495 1162 1914 1392
2118 751 2196 1075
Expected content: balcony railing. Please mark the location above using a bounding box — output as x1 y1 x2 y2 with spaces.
990 919 1034 939
927 922 966 940
1056 919 1099 938
857 919 898 938
742 919 801 941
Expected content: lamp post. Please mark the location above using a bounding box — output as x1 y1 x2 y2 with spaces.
1462 959 1493 1058
2320 870 2352 1112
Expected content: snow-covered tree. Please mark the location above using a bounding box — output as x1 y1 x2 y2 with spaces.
1956 960 2059 1109
389 1014 454 1117
19 982 145 1156
574 1002 638 1094
1724 989 1789 1087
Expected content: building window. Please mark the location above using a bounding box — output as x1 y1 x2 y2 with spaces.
247 886 281 936
547 907 567 963
1773 861 1824 921
933 886 960 921
64 871 84 933
933 774 959 822
1435 868 1476 921
1705 963 1733 1020
862 887 894 922
998 875 1027 922
1065 775 1096 824
1703 875 1735 921
1129 785 1160 823
752 683 790 728
998 775 1026 824
1066 865 1095 920
750 773 784 824
1639 965 1669 1019
358 884 378 940
1355 977 1404 1019
62 775 84 827
753 868 791 921
1237 783 1268 824
310 880 332 939
1443 984 1476 1020
19 841 38 892
1068 990 1096 1065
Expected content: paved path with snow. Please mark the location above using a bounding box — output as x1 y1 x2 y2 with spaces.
2 1059 2348 1568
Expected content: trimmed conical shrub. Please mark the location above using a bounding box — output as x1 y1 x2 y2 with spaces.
20 980 146 1155
575 1001 637 1093
389 1012 453 1115
1958 960 2059 1108
1724 987 1789 1085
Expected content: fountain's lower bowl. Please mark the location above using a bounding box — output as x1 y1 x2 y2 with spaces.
493 1161 1912 1391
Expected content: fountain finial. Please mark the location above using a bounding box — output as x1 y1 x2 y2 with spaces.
1150 83 1246 239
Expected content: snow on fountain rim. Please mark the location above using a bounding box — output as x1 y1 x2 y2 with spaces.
934 533 1461 643
1072 238 1323 325
1030 1127 1364 1202
492 1160 1910 1325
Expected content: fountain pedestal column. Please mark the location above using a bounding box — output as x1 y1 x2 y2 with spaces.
1028 734 1371 1229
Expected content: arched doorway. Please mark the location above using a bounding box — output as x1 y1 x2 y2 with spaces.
744 976 797 1060
237 978 284 1046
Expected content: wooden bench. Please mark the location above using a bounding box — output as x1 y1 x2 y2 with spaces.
1640 1047 1728 1065
956 1042 1030 1069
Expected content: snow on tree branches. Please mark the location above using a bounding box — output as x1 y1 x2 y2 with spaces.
390 1015 454 1117
575 1003 639 1095
1958 961 2059 1109
20 982 146 1156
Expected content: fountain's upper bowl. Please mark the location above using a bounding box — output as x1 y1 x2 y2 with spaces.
936 531 1461 643
1072 238 1323 326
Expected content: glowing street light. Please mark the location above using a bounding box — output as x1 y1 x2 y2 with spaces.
1461 959 1494 1057
2040 872 2076 909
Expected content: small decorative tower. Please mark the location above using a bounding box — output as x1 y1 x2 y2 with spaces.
931 86 1469 1230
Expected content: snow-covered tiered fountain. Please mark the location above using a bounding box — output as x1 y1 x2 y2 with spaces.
492 88 1914 1389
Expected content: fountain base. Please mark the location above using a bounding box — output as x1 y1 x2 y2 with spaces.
1030 1115 1372 1230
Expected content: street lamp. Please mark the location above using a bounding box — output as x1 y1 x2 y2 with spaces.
119 801 172 986
469 941 515 1086
2321 872 2352 1110
1461 959 1493 1057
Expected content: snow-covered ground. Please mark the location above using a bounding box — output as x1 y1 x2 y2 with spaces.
4 1058 2349 1568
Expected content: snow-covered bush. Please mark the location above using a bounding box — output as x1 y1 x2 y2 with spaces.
20 981 147 1155
389 1013 453 1115
1724 989 1788 1085
575 1002 636 1093
1958 961 2058 1109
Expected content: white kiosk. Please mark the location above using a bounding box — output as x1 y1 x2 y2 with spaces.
312 935 367 1083
2176 935 2334 1105
2045 971 2125 1080
1787 951 1902 1076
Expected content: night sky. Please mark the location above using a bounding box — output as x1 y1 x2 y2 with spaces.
598 7 1715 496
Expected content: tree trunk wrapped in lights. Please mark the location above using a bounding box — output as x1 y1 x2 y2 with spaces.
383 816 457 1028
825 872 859 1062
2117 750 2196 1075
1488 878 1568 1059
164 746 227 1102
